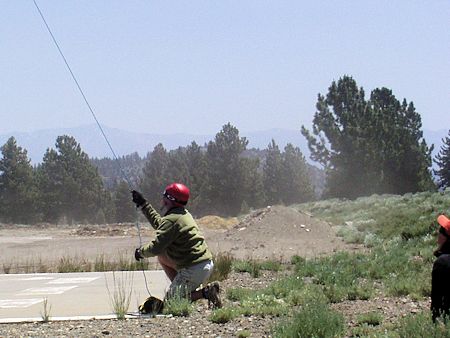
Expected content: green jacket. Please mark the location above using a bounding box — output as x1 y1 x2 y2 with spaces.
139 203 213 269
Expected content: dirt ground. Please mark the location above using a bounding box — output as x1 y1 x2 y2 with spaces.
0 205 351 271
0 205 430 337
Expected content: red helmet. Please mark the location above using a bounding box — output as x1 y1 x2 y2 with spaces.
163 183 190 206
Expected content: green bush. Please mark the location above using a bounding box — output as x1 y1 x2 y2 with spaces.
260 259 283 272
357 311 383 326
285 284 327 306
273 302 345 338
240 293 288 316
209 252 234 282
163 291 193 317
209 307 239 323
265 275 305 299
226 287 254 302
233 259 261 278
396 312 450 338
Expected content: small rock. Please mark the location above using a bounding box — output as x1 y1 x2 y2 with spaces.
102 330 110 335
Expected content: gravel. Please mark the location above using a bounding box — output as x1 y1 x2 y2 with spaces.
0 269 432 337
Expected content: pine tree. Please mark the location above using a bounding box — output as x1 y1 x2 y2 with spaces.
281 143 314 205
0 137 38 223
434 129 450 190
204 123 249 216
240 155 265 211
166 147 190 184
302 76 434 198
185 141 208 213
140 143 169 206
36 135 107 223
113 181 135 222
262 139 283 205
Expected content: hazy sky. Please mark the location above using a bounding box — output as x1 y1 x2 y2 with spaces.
1 1 449 135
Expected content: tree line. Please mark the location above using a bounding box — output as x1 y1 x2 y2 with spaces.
0 123 314 224
1 76 449 225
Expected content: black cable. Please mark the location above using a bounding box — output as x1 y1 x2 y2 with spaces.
32 0 152 298
32 0 132 189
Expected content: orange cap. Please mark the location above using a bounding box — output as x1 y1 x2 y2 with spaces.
438 215 450 233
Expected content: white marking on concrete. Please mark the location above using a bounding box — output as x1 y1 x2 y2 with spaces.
17 277 54 281
0 273 52 277
48 277 99 284
18 286 77 295
0 299 43 308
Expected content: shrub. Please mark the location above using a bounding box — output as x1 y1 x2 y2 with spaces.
265 275 305 299
357 311 383 326
209 307 239 323
396 311 450 337
227 287 254 302
233 259 261 278
240 294 288 317
285 284 327 307
273 302 345 338
260 259 283 272
163 289 193 317
209 252 233 282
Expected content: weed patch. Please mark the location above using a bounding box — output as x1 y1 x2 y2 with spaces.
233 259 261 278
163 288 193 317
40 297 51 322
209 252 233 282
105 271 133 319
272 302 345 338
395 311 450 337
357 311 383 326
209 307 239 323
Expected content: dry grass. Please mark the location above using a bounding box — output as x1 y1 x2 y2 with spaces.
105 271 133 319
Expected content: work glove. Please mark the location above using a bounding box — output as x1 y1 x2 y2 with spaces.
132 190 147 207
135 247 144 261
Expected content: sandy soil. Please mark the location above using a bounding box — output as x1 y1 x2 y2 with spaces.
0 205 351 272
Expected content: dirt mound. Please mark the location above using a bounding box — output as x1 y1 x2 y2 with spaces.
196 215 238 230
206 205 348 260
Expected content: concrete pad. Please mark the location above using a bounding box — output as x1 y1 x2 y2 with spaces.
0 271 170 323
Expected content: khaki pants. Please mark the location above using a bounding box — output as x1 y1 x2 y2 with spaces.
166 259 214 299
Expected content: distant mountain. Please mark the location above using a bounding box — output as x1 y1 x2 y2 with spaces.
0 125 310 164
0 125 447 168
0 125 208 164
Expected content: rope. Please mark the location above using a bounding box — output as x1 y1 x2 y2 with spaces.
32 0 152 297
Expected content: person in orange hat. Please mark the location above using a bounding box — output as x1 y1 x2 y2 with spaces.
431 214 450 321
